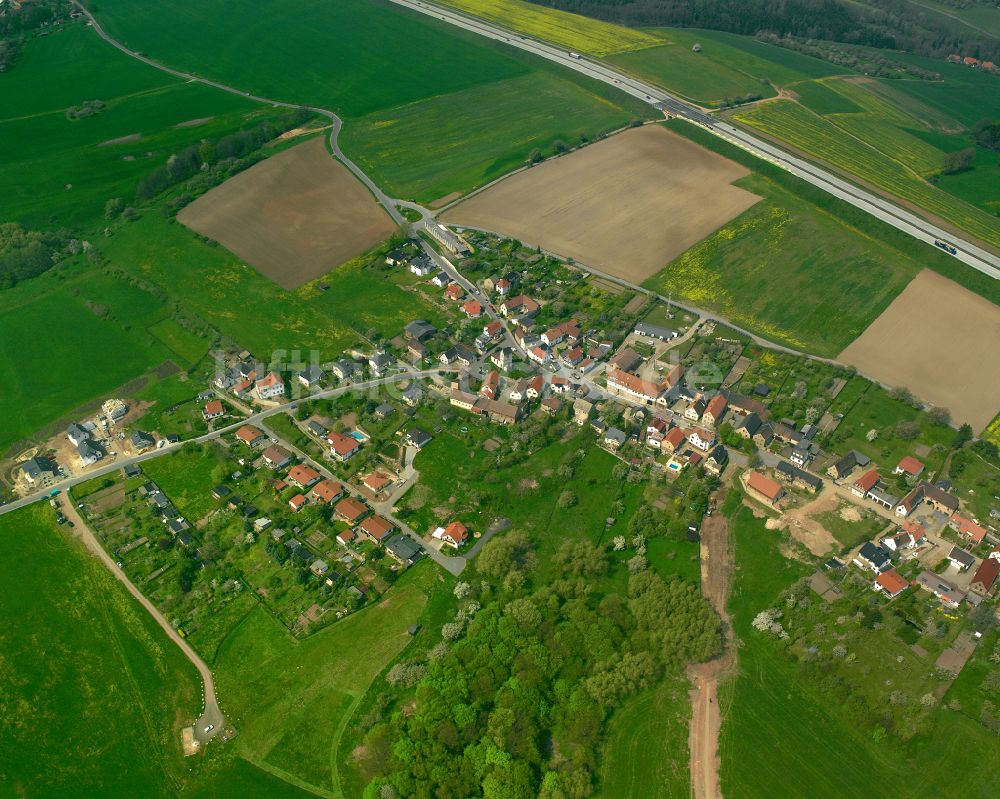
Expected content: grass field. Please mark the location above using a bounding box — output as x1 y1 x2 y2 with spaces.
643 146 919 355
0 505 200 798
341 71 649 202
436 0 665 56
720 504 1000 798
0 24 267 229
212 568 433 795
609 28 838 106
94 0 651 203
0 270 181 453
595 679 691 798
735 97 1000 249
646 120 1000 355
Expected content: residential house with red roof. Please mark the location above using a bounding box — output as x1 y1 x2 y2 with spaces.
436 521 469 548
444 283 464 301
462 299 482 318
702 395 728 427
970 550 1000 596
359 514 395 544
261 445 292 470
203 400 224 421
236 425 267 447
288 494 307 512
326 431 361 461
874 569 908 599
287 464 321 490
851 469 880 498
335 497 368 524
950 512 988 544
894 456 925 479
254 371 285 400
309 479 344 504
746 470 784 505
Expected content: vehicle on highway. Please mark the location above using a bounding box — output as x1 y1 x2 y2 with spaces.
568 51 581 59
934 239 958 255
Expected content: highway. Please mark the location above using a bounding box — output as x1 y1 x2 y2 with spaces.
388 0 1000 279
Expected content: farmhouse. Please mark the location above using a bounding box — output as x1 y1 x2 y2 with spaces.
405 320 436 342
867 487 899 510
827 450 870 480
606 368 664 405
970 551 1000 596
914 570 965 607
775 461 822 493
688 428 715 452
746 470 784 505
950 512 987 544
526 375 545 399
662 427 687 454
702 395 727 427
254 372 285 400
634 322 677 341
609 347 642 372
735 413 761 438
450 390 480 412
851 469 880 498
704 445 728 476
500 295 539 318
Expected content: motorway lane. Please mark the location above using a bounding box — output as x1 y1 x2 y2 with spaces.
388 0 1000 278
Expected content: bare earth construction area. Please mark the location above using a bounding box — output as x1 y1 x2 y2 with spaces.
840 269 1000 432
443 124 760 282
178 137 395 289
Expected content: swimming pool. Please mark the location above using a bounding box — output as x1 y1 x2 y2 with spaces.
350 431 367 441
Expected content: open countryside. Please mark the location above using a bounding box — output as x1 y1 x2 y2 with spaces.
3 0 1000 798
444 125 761 282
178 137 396 289
839 269 1000 432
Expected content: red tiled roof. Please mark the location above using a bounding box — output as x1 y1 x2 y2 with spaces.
256 371 281 389
951 513 987 543
203 400 223 415
463 300 482 316
363 472 393 493
359 514 394 541
288 494 307 511
971 554 1000 592
664 427 686 449
327 431 360 456
236 425 264 444
876 569 908 595
288 464 320 486
335 497 368 522
854 469 880 493
747 470 783 501
310 479 344 503
705 394 727 419
443 520 468 544
896 456 924 476
337 529 356 544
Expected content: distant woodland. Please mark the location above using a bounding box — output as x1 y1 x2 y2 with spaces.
527 0 1000 62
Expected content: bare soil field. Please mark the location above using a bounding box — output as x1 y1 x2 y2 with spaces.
840 269 1000 432
178 137 395 289
443 125 760 282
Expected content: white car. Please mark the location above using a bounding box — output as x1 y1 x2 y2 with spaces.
204 724 214 734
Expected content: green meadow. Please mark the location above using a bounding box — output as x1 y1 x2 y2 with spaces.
0 24 267 229
721 505 1000 799
94 0 651 201
0 506 200 798
646 120 1000 356
609 27 838 106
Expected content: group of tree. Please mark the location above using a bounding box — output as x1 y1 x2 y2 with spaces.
360 533 720 798
755 32 941 80
526 0 999 62
134 108 311 203
0 222 77 289
0 0 71 73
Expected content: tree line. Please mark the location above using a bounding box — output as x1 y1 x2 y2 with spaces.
358 532 720 798
527 0 1000 62
134 108 311 203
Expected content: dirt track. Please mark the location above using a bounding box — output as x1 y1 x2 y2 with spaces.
443 125 760 283
688 475 736 799
840 269 1000 432
178 137 396 290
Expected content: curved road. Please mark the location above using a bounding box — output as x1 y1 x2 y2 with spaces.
389 0 1000 277
72 1 405 227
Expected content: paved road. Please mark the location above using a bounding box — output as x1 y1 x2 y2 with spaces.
72 1 405 228
389 0 1000 277
60 498 225 744
267 414 468 575
1 371 453 518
